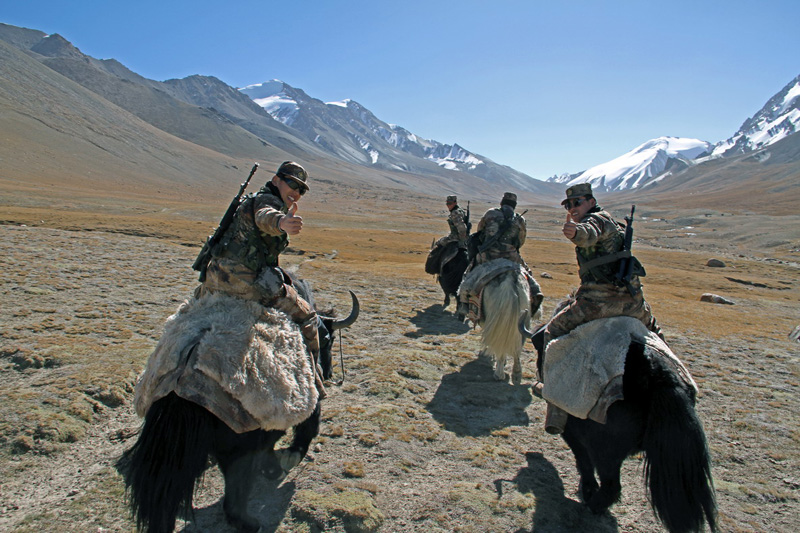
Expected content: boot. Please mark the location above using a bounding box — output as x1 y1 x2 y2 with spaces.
530 293 543 320
544 403 568 435
456 300 469 321
271 284 326 398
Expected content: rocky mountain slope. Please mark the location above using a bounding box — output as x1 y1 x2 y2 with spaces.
0 22 555 199
239 80 543 193
713 74 800 157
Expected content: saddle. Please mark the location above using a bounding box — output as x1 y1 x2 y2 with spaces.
134 293 319 433
541 316 697 423
425 241 460 275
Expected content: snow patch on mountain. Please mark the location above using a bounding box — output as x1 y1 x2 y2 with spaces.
427 143 484 170
551 136 711 192
239 80 299 125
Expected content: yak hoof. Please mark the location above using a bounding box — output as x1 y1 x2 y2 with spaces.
260 451 284 480
275 448 303 474
224 500 261 533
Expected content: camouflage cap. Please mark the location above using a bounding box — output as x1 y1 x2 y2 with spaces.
501 192 517 207
561 183 592 205
446 195 457 203
276 161 309 191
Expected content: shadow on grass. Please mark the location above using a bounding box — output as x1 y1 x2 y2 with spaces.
180 479 296 533
405 303 471 337
503 451 619 533
426 354 533 436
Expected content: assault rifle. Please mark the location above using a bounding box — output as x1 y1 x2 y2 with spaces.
465 201 472 233
616 204 638 296
192 163 259 282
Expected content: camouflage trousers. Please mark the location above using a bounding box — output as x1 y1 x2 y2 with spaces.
544 279 662 345
196 258 324 395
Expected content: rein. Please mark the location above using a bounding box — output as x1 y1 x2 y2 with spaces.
334 328 346 385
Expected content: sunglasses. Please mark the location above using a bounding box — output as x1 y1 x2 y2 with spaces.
280 176 307 195
563 197 587 210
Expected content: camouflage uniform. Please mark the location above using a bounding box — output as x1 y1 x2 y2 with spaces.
545 207 661 342
435 203 469 249
460 192 543 314
196 163 323 386
539 183 663 434
474 204 527 265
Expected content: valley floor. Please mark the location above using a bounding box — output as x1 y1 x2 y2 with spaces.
1 223 798 532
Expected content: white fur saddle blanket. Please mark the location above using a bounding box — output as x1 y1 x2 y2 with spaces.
542 317 697 423
458 259 526 323
134 293 319 433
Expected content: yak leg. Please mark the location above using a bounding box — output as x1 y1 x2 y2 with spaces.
276 402 321 475
219 452 260 533
565 438 600 505
586 455 623 514
494 353 507 380
215 429 283 532
511 353 522 386
564 422 624 514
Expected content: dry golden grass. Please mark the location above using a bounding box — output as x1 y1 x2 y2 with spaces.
1 177 799 532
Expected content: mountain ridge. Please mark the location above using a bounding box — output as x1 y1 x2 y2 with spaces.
0 21 797 213
548 74 800 197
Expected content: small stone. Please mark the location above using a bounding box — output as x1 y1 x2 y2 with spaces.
541 272 553 279
700 293 735 305
706 258 726 267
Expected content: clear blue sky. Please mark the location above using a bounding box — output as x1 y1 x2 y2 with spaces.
4 0 799 180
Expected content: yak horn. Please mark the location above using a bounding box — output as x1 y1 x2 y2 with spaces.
324 290 360 331
518 310 534 338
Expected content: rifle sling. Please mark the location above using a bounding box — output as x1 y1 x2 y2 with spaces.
577 250 631 280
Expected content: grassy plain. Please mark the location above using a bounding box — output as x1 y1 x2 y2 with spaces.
1 181 798 532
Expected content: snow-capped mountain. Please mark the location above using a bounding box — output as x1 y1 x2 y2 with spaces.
712 75 800 157
549 137 712 192
549 74 800 193
239 80 545 193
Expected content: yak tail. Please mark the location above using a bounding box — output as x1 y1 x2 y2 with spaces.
642 380 718 533
117 393 214 533
481 269 529 360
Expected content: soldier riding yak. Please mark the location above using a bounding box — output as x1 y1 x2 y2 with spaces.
118 162 359 533
425 194 471 309
516 183 716 532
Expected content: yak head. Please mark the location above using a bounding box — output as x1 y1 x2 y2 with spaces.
317 291 359 380
288 272 360 381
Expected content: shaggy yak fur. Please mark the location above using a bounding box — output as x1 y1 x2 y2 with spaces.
461 259 540 384
425 240 469 308
525 317 717 533
118 290 357 533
